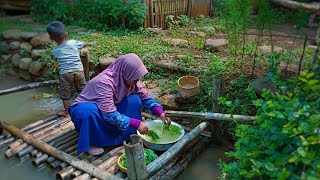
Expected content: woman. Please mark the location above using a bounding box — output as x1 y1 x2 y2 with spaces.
68 53 171 155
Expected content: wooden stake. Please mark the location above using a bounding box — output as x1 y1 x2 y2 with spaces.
123 135 147 180
211 77 224 145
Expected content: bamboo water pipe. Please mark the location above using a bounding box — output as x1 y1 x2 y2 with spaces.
0 121 122 180
165 110 256 122
0 80 58 96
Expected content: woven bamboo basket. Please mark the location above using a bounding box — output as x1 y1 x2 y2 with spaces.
177 76 200 98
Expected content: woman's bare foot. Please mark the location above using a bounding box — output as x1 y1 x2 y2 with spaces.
88 146 104 156
57 110 69 117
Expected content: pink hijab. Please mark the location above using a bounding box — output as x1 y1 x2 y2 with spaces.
74 53 151 113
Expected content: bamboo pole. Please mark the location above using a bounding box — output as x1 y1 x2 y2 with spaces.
0 80 58 96
147 121 209 177
165 110 256 122
0 121 122 180
270 0 320 15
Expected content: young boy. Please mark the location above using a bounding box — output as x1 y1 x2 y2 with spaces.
47 21 88 116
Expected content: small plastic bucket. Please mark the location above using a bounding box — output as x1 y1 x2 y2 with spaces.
177 76 200 98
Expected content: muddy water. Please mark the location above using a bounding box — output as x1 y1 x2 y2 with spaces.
0 77 62 180
176 143 229 180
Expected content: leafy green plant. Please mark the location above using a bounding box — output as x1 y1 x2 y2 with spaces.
120 148 158 168
220 71 320 179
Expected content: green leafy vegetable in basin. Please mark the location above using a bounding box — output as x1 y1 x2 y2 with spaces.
119 149 158 168
147 130 160 140
141 121 183 143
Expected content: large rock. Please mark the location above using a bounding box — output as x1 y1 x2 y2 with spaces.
146 28 164 35
29 61 43 75
258 45 283 54
30 33 52 48
249 77 278 96
156 94 180 110
31 49 47 60
171 39 188 46
19 58 33 70
147 87 161 99
187 31 206 37
11 54 21 67
99 56 116 71
201 26 215 33
20 70 33 81
20 42 33 54
0 41 9 54
9 41 21 50
205 39 228 52
0 54 12 64
20 32 39 41
2 29 21 40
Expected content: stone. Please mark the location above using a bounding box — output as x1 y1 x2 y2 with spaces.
2 29 21 40
156 94 179 110
19 70 33 81
20 32 39 41
5 68 17 76
74 28 87 33
11 54 21 67
30 33 52 48
146 28 163 35
147 87 161 99
9 41 21 50
29 61 43 75
99 56 116 71
20 42 33 54
258 45 283 54
171 39 188 46
0 54 12 64
187 31 206 37
249 77 278 96
205 39 228 52
31 49 47 60
19 58 33 70
201 26 215 33
0 41 9 54
175 92 195 104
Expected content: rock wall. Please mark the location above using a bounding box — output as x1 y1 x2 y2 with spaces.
0 29 52 81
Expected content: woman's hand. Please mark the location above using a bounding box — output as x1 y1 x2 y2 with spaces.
137 122 149 135
160 112 171 126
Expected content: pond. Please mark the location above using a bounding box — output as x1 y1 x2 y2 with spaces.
0 76 228 180
0 77 62 180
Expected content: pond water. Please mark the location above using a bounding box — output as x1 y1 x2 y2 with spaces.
0 76 228 180
0 77 62 180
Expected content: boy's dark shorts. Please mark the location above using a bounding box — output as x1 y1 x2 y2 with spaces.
59 71 86 100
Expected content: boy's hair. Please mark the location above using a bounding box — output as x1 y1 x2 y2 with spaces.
47 21 66 38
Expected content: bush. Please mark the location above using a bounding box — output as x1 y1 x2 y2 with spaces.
31 0 146 30
220 71 320 179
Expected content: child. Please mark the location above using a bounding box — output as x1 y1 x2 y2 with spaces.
47 21 88 117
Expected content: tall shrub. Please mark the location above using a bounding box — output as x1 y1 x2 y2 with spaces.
220 71 320 179
31 0 146 30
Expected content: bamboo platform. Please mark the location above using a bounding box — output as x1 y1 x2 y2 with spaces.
0 114 210 180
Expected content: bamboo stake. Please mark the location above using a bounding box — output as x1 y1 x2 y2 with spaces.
0 80 58 96
147 121 209 177
165 110 256 121
0 121 122 180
